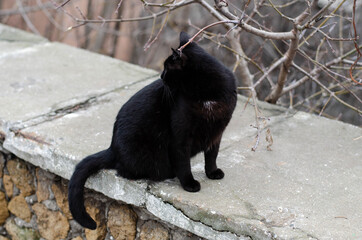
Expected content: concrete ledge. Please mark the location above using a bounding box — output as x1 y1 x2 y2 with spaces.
1 24 361 240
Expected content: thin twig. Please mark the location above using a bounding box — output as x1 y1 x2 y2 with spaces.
294 65 362 114
144 9 170 51
72 0 195 24
115 0 124 15
15 0 41 35
0 2 53 16
349 0 362 85
178 20 234 52
266 0 294 22
56 0 72 9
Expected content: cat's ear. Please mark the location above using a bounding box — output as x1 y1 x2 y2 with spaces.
179 32 190 45
171 48 181 57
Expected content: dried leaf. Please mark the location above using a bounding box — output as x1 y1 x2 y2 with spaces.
266 128 273 151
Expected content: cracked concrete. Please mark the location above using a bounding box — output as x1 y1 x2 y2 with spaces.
1 24 361 240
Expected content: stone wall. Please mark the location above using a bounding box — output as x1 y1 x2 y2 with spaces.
0 153 202 240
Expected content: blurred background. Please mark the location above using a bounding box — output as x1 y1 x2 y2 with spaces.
1 0 361 126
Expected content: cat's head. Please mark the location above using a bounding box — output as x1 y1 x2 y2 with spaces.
160 32 234 99
161 32 201 86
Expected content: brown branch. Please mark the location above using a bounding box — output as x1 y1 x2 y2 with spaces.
140 0 180 7
196 0 254 89
0 2 53 16
349 0 362 85
56 0 72 9
264 28 298 103
299 0 347 47
71 0 195 24
295 66 362 114
144 9 170 51
237 87 271 151
253 55 286 88
264 4 311 103
312 27 358 42
212 0 296 40
281 45 362 98
228 32 254 88
238 20 296 40
250 89 262 151
15 0 41 35
178 20 234 52
35 0 67 31
115 0 124 14
266 0 294 22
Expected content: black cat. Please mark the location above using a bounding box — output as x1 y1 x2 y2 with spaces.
68 32 237 229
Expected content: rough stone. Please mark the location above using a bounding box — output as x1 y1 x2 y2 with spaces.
25 194 37 205
171 231 201 240
107 202 137 240
32 202 69 240
35 168 51 202
0 154 4 178
0 192 9 225
71 237 83 240
84 198 107 240
14 215 37 229
3 175 13 198
51 181 72 219
4 219 40 240
140 221 169 240
42 199 58 211
69 219 84 237
6 159 35 196
8 195 32 222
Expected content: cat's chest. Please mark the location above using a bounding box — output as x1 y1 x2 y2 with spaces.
192 100 229 121
202 101 217 112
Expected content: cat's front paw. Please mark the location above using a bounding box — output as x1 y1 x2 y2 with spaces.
206 168 224 179
182 179 201 192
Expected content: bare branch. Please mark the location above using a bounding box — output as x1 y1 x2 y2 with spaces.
0 2 53 16
266 0 294 22
178 20 234 52
282 45 362 95
201 0 297 40
144 9 170 51
295 66 362 114
349 0 362 85
264 3 312 103
71 0 195 24
238 20 296 40
15 0 41 35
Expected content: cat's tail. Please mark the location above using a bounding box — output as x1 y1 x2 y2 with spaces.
68 148 115 229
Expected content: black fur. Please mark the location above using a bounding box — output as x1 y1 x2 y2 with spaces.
68 32 237 229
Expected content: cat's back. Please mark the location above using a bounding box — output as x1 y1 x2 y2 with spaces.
117 79 166 117
112 79 170 140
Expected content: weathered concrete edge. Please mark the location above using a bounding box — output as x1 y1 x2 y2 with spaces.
1 126 249 240
0 72 251 240
1 85 340 240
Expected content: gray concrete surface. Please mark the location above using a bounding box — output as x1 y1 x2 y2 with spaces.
1 24 361 240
